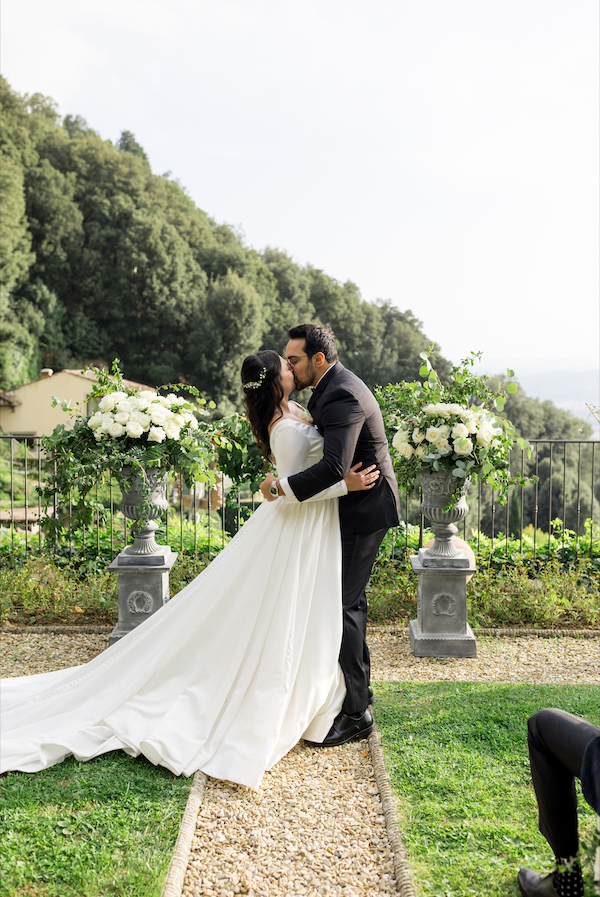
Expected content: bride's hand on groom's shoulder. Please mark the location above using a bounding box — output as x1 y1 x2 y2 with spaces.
345 463 380 492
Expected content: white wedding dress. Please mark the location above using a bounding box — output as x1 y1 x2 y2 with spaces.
1 420 347 790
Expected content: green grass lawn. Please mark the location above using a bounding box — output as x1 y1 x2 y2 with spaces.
0 752 192 897
373 682 600 897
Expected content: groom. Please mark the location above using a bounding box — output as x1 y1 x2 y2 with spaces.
261 324 401 746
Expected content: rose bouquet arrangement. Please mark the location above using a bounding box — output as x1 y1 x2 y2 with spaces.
377 351 533 507
39 361 224 536
88 389 200 445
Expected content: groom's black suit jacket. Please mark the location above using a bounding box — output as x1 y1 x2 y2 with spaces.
287 363 401 535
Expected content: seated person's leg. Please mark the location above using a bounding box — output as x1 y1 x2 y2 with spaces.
528 708 599 859
518 709 600 897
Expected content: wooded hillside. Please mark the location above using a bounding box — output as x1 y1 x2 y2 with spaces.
0 77 450 413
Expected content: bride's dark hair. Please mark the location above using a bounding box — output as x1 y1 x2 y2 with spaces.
241 350 284 458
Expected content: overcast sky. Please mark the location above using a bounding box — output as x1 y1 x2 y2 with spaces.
2 0 599 384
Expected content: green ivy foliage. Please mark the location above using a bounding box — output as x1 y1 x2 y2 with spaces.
38 361 220 537
377 350 534 506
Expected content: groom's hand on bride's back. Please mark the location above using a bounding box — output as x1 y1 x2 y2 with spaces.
345 462 380 492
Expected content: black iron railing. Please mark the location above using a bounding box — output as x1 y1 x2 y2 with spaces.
1 435 598 563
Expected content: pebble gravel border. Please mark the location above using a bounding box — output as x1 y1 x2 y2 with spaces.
367 723 416 897
3 623 599 637
370 625 600 639
162 772 208 897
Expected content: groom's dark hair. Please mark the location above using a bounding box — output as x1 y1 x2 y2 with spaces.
288 324 338 363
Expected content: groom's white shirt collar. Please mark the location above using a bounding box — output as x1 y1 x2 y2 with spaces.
313 360 337 388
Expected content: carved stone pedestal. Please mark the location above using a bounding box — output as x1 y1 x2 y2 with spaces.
409 556 477 657
108 547 177 646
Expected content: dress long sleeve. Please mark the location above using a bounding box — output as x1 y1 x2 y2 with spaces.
271 422 348 502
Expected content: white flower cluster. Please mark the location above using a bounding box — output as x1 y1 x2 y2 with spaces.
87 390 199 443
297 407 314 425
392 402 502 463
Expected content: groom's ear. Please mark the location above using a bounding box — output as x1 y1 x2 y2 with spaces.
313 351 326 367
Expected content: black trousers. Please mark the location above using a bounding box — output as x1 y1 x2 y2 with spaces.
528 708 600 859
340 527 388 715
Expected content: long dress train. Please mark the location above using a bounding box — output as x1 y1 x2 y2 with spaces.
1 419 346 790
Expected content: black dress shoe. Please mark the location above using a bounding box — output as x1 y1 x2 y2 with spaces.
517 869 559 897
305 709 374 747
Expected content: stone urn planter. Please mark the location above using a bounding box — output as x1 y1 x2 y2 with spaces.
108 468 177 646
119 467 170 561
417 469 471 568
409 468 477 658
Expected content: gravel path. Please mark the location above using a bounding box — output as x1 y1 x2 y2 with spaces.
2 625 598 896
369 628 600 684
181 742 396 897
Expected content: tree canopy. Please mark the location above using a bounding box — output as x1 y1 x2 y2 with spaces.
0 77 452 413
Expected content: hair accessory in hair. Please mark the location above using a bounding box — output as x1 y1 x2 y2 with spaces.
243 366 268 390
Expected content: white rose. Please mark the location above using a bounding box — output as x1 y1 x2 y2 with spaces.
435 437 452 455
165 393 178 404
451 423 469 440
392 429 409 451
99 395 116 412
415 444 427 461
434 404 451 419
157 396 171 407
88 412 104 430
412 428 425 444
425 426 441 443
108 421 125 438
424 404 438 415
476 424 496 448
148 426 166 443
150 406 169 426
130 410 151 429
137 393 156 408
116 400 133 414
164 420 181 440
438 424 450 438
397 441 414 460
114 411 130 425
94 430 105 441
99 414 115 432
125 420 144 439
466 418 479 434
186 415 198 430
175 396 186 406
454 437 474 456
109 391 128 404
447 404 464 415
172 413 185 427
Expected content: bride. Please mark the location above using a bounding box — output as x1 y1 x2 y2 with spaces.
1 350 377 790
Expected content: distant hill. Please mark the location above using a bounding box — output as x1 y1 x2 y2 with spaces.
515 370 600 439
